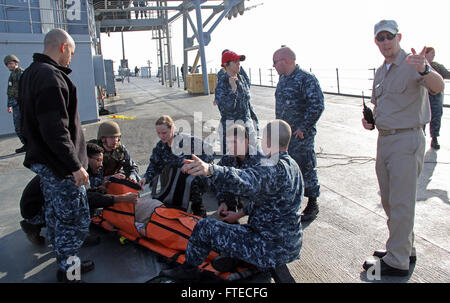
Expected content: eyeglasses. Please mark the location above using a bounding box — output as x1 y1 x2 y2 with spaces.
375 32 396 42
273 58 284 65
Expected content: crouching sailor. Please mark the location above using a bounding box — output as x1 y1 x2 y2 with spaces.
160 119 303 279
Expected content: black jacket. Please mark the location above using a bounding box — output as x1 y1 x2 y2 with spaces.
19 53 87 179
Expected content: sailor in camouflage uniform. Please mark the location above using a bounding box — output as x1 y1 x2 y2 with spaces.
160 120 303 278
19 143 137 246
215 50 259 155
19 29 93 282
139 115 214 217
4 54 26 153
32 164 91 273
213 124 264 218
89 121 140 182
424 47 450 150
273 46 324 222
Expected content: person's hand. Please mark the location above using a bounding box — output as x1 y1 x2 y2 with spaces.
111 173 126 179
98 180 109 193
406 47 428 73
213 99 217 106
220 210 245 224
138 177 147 188
8 107 12 114
293 129 304 139
127 175 138 184
182 154 210 176
72 167 89 187
228 76 238 92
116 192 138 204
217 203 228 219
361 118 374 130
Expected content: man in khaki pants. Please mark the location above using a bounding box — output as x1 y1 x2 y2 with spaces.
362 20 444 277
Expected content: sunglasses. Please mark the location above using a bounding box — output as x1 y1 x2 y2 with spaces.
376 32 396 42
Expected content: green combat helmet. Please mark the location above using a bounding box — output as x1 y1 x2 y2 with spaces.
4 54 20 66
97 121 121 140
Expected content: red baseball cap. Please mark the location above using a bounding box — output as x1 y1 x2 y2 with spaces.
221 51 246 67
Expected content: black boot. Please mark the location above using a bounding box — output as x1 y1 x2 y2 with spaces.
20 220 45 246
363 259 409 277
56 270 84 283
15 145 26 153
212 256 244 273
301 198 319 222
56 260 95 283
159 263 200 281
431 137 440 150
81 234 101 248
191 201 207 218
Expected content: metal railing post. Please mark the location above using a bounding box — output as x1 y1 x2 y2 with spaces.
269 68 274 87
336 68 340 94
259 68 262 86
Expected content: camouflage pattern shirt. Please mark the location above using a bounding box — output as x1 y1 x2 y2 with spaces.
215 67 259 126
209 152 304 264
431 61 450 80
213 150 264 208
7 67 23 100
143 133 214 183
275 65 324 137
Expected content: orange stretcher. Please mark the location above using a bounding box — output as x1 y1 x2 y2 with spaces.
91 177 256 281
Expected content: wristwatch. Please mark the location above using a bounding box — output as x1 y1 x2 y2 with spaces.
419 63 431 76
206 164 214 177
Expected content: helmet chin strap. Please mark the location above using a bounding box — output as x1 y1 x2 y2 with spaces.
102 138 119 151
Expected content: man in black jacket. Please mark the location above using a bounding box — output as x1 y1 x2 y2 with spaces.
19 143 138 247
18 28 92 282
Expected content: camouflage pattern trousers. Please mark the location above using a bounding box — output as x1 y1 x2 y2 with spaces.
7 98 25 144
189 176 208 205
31 164 90 271
289 135 320 198
186 218 280 270
426 93 443 138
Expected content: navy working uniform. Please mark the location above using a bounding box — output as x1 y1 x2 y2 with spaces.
427 61 450 139
19 163 118 235
275 65 324 199
212 150 264 211
6 65 25 145
186 152 303 270
215 68 259 154
20 167 112 225
19 53 90 273
142 133 214 213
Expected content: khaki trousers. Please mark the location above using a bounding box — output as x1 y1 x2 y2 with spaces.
375 128 425 270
